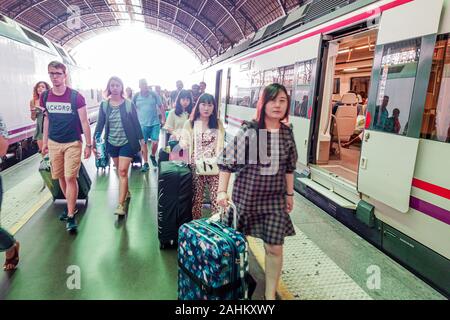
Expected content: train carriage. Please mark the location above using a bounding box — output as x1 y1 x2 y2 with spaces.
195 0 450 296
0 14 101 163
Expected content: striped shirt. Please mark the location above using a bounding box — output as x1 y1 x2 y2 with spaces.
108 104 128 147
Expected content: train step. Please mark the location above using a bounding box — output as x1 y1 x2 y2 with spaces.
298 177 357 210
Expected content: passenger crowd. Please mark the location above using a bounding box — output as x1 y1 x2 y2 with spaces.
0 60 298 300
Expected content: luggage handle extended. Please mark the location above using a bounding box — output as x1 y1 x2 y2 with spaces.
209 200 238 230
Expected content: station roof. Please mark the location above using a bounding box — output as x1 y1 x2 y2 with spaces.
0 0 310 62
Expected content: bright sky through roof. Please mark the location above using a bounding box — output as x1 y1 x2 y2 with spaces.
71 24 201 92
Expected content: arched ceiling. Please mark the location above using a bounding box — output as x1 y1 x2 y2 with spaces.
0 0 307 62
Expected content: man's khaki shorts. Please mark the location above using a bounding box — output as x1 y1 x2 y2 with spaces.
48 140 82 179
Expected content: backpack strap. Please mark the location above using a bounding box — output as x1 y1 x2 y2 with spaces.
42 90 49 109
70 89 78 112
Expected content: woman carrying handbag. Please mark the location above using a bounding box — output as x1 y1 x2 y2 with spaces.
180 93 225 219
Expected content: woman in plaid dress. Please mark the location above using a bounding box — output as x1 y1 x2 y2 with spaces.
218 84 298 300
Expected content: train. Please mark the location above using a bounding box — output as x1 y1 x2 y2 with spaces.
194 0 450 296
0 13 101 163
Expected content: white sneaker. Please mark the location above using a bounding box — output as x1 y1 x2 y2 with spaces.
114 204 126 216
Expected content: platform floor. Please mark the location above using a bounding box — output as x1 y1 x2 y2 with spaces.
0 154 445 300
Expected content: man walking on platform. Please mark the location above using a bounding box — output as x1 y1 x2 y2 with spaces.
42 61 92 232
133 79 163 171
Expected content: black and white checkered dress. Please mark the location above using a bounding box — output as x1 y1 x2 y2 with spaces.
219 121 298 245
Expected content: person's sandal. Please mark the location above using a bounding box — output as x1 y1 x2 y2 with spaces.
3 241 20 271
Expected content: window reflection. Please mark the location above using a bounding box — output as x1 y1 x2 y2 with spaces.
292 60 315 118
373 38 421 135
421 35 450 143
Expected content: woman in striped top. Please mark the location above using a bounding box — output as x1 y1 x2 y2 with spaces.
93 77 144 216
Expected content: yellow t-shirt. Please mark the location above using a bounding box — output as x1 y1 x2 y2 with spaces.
164 110 189 137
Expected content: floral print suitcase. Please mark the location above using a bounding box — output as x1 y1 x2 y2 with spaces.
177 203 251 300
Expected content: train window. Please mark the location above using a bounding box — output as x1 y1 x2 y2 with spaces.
420 35 450 143
372 38 421 135
333 78 340 94
292 59 315 118
20 27 49 48
231 64 295 110
0 14 7 24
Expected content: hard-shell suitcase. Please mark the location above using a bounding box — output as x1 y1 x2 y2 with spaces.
94 135 109 169
39 157 91 204
177 203 254 300
158 161 193 249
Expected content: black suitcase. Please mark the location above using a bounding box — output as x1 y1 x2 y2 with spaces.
39 157 91 204
131 152 142 168
158 147 170 166
158 161 193 249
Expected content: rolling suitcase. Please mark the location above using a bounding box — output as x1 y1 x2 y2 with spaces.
158 161 193 249
39 157 91 204
178 203 255 300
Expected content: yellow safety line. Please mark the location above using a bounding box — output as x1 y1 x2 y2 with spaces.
10 192 52 235
247 236 295 300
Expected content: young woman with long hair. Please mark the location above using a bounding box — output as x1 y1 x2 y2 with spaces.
30 81 50 153
217 83 298 300
164 89 193 140
93 77 144 216
180 93 225 219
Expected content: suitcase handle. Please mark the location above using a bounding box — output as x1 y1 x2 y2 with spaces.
210 201 238 230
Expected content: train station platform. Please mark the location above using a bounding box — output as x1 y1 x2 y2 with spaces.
0 153 445 300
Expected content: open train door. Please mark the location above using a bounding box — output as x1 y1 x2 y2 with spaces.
293 34 322 166
358 0 444 213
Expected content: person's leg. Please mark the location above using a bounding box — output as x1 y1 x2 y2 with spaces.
192 173 205 219
149 125 160 167
264 243 283 300
63 142 82 230
64 176 78 216
48 140 68 218
118 157 132 205
141 126 150 171
206 175 220 213
152 141 158 157
1 228 19 271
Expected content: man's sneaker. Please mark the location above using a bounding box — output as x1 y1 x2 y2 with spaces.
141 162 150 172
59 209 78 222
150 156 157 167
114 204 126 216
59 209 68 221
66 216 78 232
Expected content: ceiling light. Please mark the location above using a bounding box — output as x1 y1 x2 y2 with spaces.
343 68 358 72
338 48 351 54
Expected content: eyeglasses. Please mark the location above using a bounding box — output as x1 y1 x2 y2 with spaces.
48 72 64 77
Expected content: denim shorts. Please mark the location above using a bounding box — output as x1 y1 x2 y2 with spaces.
107 143 134 159
142 125 160 142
